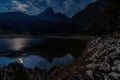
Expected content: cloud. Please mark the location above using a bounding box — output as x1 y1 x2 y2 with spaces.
11 0 42 15
25 1 42 15
11 0 29 12
61 0 96 17
0 7 11 12
0 0 96 17
29 0 96 17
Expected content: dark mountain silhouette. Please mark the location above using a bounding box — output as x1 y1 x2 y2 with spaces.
35 7 69 22
71 0 112 34
71 0 120 35
0 7 69 34
0 12 31 33
0 0 119 35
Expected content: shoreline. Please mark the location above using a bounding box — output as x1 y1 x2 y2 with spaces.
0 34 92 40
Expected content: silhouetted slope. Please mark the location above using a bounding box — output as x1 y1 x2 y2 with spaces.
0 7 69 34
1 0 120 35
71 0 120 35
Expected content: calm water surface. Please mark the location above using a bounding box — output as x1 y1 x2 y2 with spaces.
0 38 86 69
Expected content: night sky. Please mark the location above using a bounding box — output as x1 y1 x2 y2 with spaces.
0 0 96 17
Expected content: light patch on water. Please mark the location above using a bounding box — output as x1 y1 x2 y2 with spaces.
8 38 29 51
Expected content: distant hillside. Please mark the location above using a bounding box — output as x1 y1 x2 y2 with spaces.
0 7 69 34
71 0 120 35
0 0 120 35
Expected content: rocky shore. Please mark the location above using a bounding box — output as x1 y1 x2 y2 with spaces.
1 37 120 80
0 62 47 80
52 37 120 80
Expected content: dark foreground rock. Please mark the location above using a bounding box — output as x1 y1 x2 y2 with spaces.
50 37 120 80
0 62 46 80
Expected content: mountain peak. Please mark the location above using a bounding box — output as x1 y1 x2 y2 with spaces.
37 7 69 21
44 7 55 14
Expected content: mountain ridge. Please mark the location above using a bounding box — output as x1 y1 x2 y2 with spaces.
0 0 119 35
0 7 70 34
71 0 120 35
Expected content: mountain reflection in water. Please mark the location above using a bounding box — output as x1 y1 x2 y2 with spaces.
0 38 86 69
0 54 74 70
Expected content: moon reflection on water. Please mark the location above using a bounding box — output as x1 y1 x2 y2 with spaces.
8 38 29 51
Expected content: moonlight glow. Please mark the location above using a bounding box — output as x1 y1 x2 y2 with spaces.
8 38 28 51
